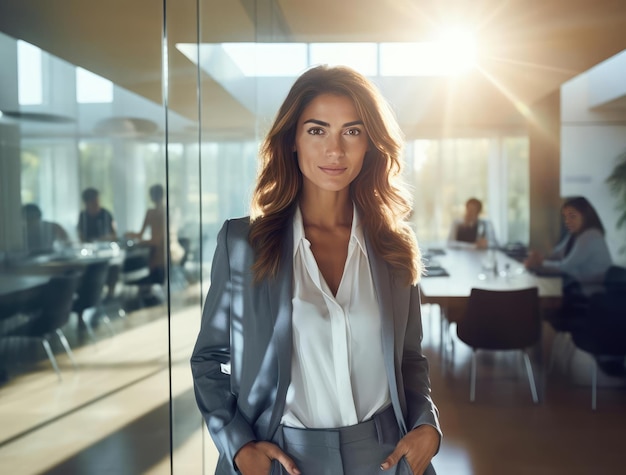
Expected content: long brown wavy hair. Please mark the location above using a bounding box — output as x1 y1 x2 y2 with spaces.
562 196 605 235
249 65 421 285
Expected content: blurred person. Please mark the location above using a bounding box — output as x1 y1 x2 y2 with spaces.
447 197 497 249
191 65 440 475
22 203 69 254
77 187 117 242
126 184 184 285
126 183 167 284
524 196 612 296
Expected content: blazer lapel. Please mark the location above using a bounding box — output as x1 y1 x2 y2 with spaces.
366 239 408 434
266 224 294 436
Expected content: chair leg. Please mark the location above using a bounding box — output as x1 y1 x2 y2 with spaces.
522 351 539 404
591 359 597 411
56 329 78 369
470 350 477 402
101 314 115 338
41 338 62 381
79 308 99 344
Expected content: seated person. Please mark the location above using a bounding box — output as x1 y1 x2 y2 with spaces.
126 184 184 285
21 203 69 254
447 197 497 249
77 187 117 242
524 196 612 296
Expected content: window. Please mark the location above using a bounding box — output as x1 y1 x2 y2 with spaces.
405 136 529 247
17 40 43 105
504 136 530 244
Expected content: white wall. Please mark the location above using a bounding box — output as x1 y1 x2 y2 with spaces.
561 52 626 265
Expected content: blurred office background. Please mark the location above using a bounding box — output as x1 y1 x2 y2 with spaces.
0 1 625 474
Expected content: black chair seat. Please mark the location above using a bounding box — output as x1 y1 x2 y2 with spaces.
568 266 626 409
456 287 541 403
7 271 81 380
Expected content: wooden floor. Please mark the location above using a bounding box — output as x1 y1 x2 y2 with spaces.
0 300 625 475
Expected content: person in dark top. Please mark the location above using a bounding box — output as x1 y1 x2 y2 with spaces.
22 203 69 254
77 187 117 242
447 197 497 249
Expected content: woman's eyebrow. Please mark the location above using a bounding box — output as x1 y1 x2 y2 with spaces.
303 119 364 127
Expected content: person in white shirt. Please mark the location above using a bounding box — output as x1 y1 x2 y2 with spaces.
447 197 497 250
191 65 441 475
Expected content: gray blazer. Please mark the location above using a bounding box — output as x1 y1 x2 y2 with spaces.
191 217 441 474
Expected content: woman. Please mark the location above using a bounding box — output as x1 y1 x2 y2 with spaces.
524 196 612 295
447 197 497 250
191 65 440 475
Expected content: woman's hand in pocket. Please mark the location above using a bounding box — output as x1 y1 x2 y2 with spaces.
380 425 439 474
234 441 300 475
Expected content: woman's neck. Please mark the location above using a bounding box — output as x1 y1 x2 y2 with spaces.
299 192 352 229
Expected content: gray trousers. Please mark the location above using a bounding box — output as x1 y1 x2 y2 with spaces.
270 406 436 475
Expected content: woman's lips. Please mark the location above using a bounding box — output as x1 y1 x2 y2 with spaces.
319 167 346 175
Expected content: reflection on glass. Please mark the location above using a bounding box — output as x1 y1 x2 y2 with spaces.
0 19 200 472
76 67 113 103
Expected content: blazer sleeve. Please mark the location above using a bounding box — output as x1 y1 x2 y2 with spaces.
190 220 256 471
402 284 442 447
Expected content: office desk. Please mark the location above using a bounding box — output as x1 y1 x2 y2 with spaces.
4 243 124 288
419 248 562 360
419 248 562 319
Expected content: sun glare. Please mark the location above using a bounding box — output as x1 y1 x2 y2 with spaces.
434 26 477 74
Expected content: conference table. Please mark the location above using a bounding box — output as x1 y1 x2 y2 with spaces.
10 242 125 276
0 241 126 319
418 246 563 360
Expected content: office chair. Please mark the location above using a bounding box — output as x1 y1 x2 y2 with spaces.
456 287 541 403
570 266 626 410
73 260 112 341
7 271 81 380
546 276 589 373
119 246 153 309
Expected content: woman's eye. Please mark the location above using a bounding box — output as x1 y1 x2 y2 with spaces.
345 128 361 136
307 127 325 135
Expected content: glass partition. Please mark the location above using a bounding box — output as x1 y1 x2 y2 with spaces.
0 1 181 471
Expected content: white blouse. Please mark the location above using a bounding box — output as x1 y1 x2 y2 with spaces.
281 206 391 429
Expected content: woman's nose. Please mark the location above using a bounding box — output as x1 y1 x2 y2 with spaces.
326 134 344 157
